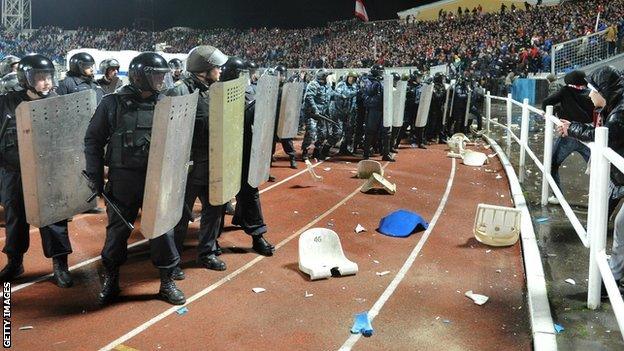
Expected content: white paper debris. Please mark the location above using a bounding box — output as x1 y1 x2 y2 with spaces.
411 187 417 191
252 287 266 293
373 260 380 264
304 291 313 298
465 290 489 305
488 153 497 158
486 249 491 253
355 224 366 233
323 167 331 171
376 271 391 276
19 326 33 330
565 279 576 285
496 174 502 179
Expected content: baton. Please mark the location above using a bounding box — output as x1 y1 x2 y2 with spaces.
81 170 135 231
313 113 339 126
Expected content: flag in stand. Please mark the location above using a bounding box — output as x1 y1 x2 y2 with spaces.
355 0 369 22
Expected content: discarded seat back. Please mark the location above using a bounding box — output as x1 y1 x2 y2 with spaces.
357 160 384 179
463 150 488 167
298 228 358 280
360 173 396 195
473 204 521 246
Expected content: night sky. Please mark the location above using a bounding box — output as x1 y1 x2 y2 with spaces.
32 0 436 30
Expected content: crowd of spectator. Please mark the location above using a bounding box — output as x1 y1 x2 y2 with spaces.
0 0 623 80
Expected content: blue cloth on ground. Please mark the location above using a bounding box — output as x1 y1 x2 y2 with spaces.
378 209 429 237
350 311 374 337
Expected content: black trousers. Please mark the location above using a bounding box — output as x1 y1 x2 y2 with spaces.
364 109 391 158
232 182 267 237
101 170 179 269
272 138 295 158
173 181 223 259
0 168 71 258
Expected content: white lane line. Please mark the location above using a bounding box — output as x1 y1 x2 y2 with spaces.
10 161 324 293
99 162 387 351
338 158 456 350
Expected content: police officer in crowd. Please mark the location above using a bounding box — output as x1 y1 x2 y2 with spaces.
0 54 73 288
84 52 185 305
57 52 103 102
166 45 230 274
97 58 123 95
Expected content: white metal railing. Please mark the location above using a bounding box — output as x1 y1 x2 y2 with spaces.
551 29 614 76
484 92 624 339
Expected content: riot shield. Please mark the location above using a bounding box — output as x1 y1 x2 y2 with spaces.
141 91 199 239
442 84 451 125
383 73 394 128
16 89 97 227
464 90 473 128
277 82 305 139
392 80 407 128
208 75 246 205
248 74 279 188
415 83 433 128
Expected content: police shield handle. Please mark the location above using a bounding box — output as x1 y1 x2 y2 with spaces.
81 170 135 231
208 75 246 205
141 91 199 239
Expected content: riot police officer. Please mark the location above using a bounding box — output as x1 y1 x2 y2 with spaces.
227 59 275 257
272 64 297 168
426 72 447 143
166 45 230 274
302 68 333 160
331 71 358 156
57 52 103 103
363 64 394 161
0 54 73 288
84 52 185 305
0 56 20 94
168 58 184 82
96 58 123 95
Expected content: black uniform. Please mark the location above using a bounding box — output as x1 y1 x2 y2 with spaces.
426 82 447 141
166 76 223 259
232 87 268 237
57 74 104 103
96 76 123 95
83 85 179 270
0 91 71 259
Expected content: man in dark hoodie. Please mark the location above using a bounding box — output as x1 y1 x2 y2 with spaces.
558 66 624 294
542 70 594 205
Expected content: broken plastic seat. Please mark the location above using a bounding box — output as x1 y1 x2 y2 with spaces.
357 160 384 179
298 228 358 280
473 204 522 247
378 209 428 237
462 150 488 167
360 173 396 194
447 133 469 153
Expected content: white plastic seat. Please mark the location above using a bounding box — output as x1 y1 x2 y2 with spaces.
360 173 396 194
357 160 384 179
447 133 469 156
298 228 358 280
473 204 522 247
463 150 488 167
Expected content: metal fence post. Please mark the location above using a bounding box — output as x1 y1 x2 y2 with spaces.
519 98 530 184
588 127 610 309
551 45 556 75
506 93 512 147
541 106 554 206
486 91 491 135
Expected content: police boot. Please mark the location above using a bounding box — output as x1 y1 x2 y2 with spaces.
320 144 332 160
301 148 309 161
98 266 120 305
312 147 321 160
0 254 24 281
252 235 275 256
52 255 73 288
158 268 186 305
197 254 226 271
338 143 353 156
391 129 401 153
289 155 298 169
171 265 185 280
381 137 396 162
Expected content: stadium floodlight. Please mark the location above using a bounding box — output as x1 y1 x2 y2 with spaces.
1 0 31 31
